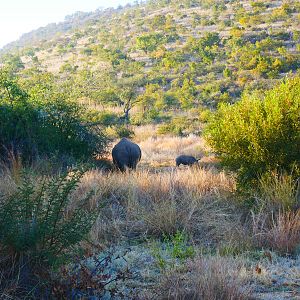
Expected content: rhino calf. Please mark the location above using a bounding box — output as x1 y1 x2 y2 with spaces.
176 155 199 167
112 138 142 172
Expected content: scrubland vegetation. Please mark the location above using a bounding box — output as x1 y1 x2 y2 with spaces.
0 0 300 299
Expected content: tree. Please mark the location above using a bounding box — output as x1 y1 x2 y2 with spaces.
148 14 167 30
136 33 165 53
186 33 221 64
0 68 28 106
116 75 145 123
173 77 198 109
1 54 25 73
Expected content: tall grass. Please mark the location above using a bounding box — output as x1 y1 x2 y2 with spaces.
0 132 299 298
256 172 299 211
159 256 252 300
252 209 300 255
251 172 300 255
76 167 240 246
138 134 207 167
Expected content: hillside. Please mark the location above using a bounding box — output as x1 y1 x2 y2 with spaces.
0 0 299 136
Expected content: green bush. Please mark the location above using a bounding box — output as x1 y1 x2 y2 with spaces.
136 33 165 53
0 69 108 163
205 77 300 184
85 110 119 127
0 169 100 296
0 170 98 266
152 231 195 270
114 125 134 138
157 122 184 136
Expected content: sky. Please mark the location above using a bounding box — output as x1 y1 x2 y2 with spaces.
0 0 136 48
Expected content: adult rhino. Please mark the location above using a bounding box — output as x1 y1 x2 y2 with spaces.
175 155 200 167
112 138 142 172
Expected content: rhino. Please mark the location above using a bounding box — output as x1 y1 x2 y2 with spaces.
175 155 200 167
112 138 142 172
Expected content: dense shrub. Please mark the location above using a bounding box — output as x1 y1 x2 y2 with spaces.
0 70 108 163
114 125 134 138
157 120 184 136
205 77 300 184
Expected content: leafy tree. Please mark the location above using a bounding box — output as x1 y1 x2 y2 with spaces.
148 14 167 30
186 33 221 64
136 33 165 53
175 77 198 109
116 76 145 123
0 68 28 105
1 54 25 73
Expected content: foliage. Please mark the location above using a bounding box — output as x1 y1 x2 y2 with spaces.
95 111 120 127
205 77 300 184
0 170 98 266
114 125 135 138
157 120 184 136
0 169 103 298
0 69 108 163
136 33 165 53
186 33 221 64
1 0 299 127
0 54 24 72
152 231 195 270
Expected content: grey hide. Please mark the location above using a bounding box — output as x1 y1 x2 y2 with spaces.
112 138 142 172
176 155 199 167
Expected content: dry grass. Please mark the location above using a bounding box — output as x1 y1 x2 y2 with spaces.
0 132 299 298
73 167 241 246
252 209 300 255
134 124 159 142
256 173 299 211
251 173 300 255
137 134 210 167
158 255 252 300
0 153 20 197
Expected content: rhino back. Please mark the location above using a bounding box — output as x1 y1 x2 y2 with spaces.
112 138 141 170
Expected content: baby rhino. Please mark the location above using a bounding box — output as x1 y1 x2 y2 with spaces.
176 155 199 167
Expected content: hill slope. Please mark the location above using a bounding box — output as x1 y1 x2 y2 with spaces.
1 0 299 133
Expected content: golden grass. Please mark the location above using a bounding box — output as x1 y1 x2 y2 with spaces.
1 136 299 299
74 167 240 246
137 134 209 167
134 124 159 142
159 255 252 300
0 152 21 197
256 173 299 211
252 209 300 255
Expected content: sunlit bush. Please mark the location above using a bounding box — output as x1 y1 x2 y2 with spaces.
205 77 300 184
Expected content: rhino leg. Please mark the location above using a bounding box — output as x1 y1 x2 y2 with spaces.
119 164 126 172
132 162 138 170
